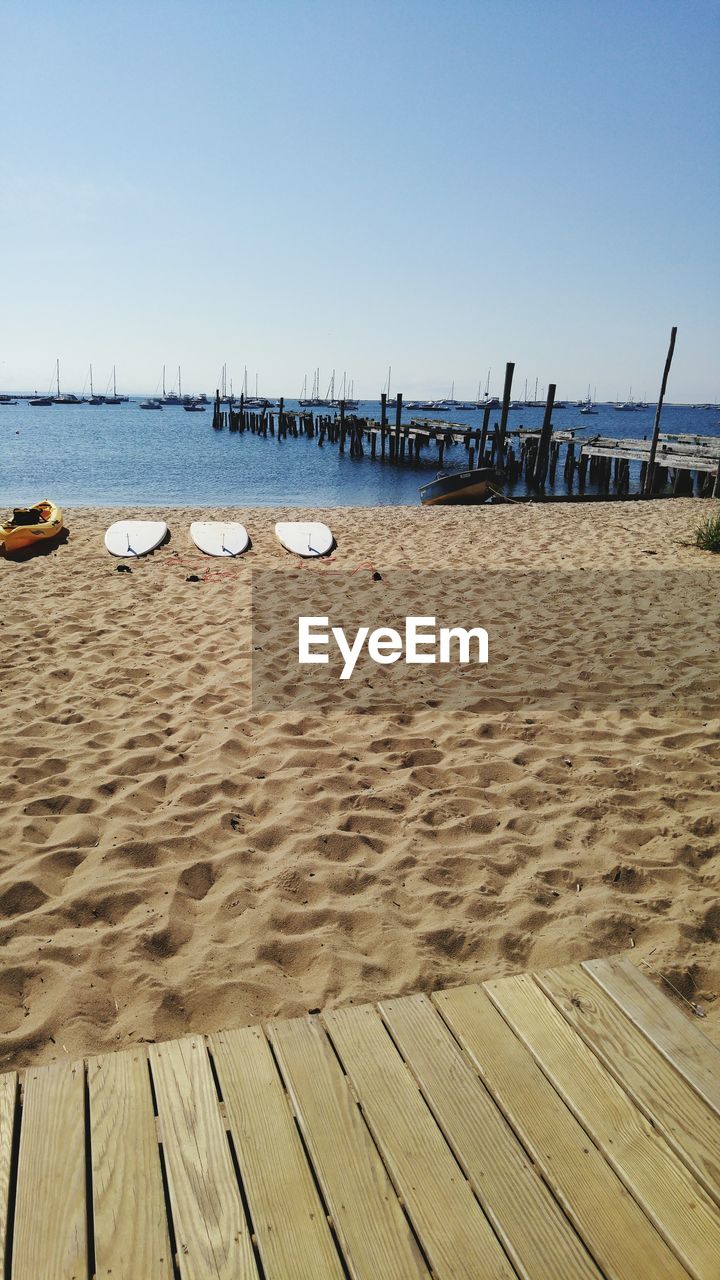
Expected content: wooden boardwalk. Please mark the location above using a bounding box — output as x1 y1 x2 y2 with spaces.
1 954 719 1278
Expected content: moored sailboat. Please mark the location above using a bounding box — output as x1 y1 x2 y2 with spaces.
53 359 82 404
580 385 598 415
475 369 499 409
104 366 123 404
88 364 104 405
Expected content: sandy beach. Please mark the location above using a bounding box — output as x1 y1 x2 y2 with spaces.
1 497 719 1070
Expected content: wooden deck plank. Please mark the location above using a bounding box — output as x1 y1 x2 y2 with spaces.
324 1001 515 1280
268 1013 429 1280
0 1073 17 1274
88 1047 174 1280
537 964 720 1205
487 973 720 1280
12 1059 87 1280
148 1036 257 1280
434 983 688 1280
380 993 601 1280
210 1025 345 1280
584 956 720 1117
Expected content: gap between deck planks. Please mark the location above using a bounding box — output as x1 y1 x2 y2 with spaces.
0 954 717 1280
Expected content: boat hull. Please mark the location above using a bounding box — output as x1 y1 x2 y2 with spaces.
419 468 497 506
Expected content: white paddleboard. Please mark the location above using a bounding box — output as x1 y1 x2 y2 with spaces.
275 521 334 557
104 520 168 557
190 521 249 557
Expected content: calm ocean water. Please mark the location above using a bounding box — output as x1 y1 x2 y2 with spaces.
1 399 718 508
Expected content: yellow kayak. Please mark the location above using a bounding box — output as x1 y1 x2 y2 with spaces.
0 500 63 553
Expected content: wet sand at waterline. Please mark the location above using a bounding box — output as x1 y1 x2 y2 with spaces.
1 498 719 1068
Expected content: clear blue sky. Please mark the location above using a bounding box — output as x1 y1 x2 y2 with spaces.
1 0 718 400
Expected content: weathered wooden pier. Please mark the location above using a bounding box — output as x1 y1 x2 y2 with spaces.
209 349 720 499
578 433 720 497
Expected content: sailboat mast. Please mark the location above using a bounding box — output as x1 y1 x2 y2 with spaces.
56 358 60 397
178 366 182 399
89 364 93 397
485 369 490 397
113 365 117 397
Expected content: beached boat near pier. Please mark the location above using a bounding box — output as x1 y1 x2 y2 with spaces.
419 466 497 505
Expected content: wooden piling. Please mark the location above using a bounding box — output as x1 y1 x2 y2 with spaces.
479 404 491 462
643 326 677 497
533 383 556 486
578 452 588 489
549 441 559 484
497 362 515 462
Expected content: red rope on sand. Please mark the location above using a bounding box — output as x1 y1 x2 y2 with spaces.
158 551 421 583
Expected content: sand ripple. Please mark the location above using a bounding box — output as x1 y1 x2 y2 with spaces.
1 499 719 1066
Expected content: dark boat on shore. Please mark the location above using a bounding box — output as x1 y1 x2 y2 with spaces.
419 466 497 506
